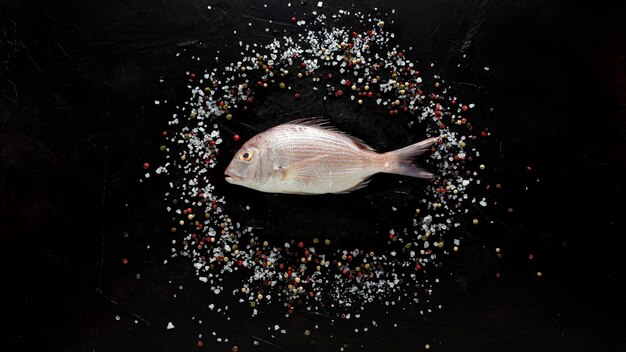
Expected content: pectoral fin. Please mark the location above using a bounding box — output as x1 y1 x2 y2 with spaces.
276 155 328 181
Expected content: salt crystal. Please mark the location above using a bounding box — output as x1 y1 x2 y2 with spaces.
317 1 323 7
167 322 175 329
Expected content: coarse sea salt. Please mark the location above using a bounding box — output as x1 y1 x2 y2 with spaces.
154 8 488 340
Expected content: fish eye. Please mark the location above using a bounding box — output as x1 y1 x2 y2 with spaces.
239 150 253 161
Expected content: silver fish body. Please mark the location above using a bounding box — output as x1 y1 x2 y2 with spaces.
224 118 437 194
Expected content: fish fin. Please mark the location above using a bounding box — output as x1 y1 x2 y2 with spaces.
276 154 328 181
333 177 372 194
382 136 439 179
288 117 377 152
289 117 334 128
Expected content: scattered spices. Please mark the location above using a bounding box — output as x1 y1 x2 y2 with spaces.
150 5 502 345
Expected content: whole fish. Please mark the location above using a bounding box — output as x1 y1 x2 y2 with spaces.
224 118 437 194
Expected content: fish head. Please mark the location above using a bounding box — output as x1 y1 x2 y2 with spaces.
224 137 269 188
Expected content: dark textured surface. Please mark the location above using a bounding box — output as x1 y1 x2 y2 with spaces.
1 0 626 351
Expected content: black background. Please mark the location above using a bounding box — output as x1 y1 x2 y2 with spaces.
2 0 626 351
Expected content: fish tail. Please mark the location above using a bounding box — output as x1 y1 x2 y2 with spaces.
382 137 438 178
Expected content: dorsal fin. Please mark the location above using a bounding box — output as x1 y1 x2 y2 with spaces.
287 117 377 152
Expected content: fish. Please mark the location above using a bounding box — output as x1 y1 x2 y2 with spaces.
224 118 438 195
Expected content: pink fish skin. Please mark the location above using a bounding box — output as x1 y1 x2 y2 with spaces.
224 118 437 195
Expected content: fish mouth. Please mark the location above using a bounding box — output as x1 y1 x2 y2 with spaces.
224 171 241 183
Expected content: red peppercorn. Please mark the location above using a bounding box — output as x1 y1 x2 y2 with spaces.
143 162 150 169
122 258 129 265
300 62 307 69
335 89 343 97
481 131 488 137
233 135 240 141
345 79 351 86
291 17 297 23
294 92 301 99
197 340 204 348
352 31 358 37
162 131 168 136
297 241 304 248
461 105 468 111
